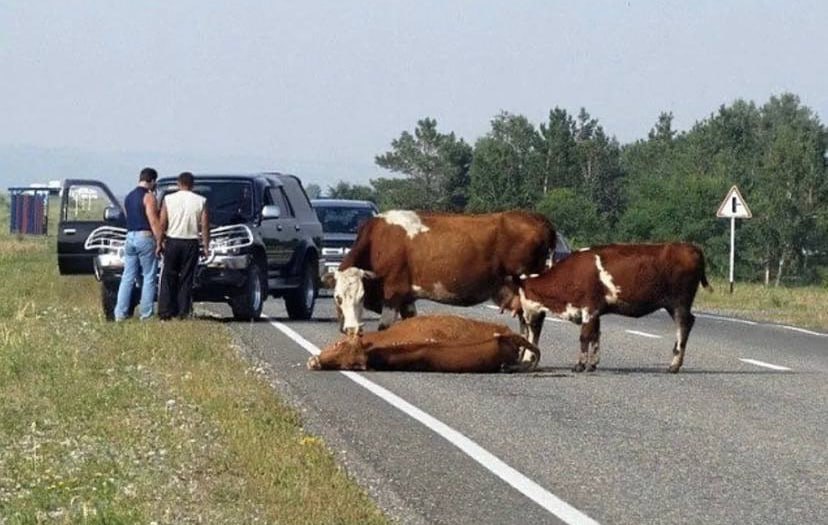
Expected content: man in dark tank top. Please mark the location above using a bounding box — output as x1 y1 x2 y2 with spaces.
115 167 163 320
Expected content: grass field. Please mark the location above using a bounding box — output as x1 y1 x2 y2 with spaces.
695 278 828 331
0 207 386 523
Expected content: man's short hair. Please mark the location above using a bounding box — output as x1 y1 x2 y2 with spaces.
139 167 158 183
177 171 195 188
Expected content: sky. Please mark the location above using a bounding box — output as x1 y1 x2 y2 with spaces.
1 0 827 194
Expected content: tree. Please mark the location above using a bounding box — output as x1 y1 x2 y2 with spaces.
535 188 607 247
467 112 543 212
375 118 473 211
326 181 377 203
538 107 578 193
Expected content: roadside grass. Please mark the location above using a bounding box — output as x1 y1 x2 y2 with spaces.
0 225 386 523
695 278 828 331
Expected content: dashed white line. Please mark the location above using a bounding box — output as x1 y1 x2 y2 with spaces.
738 358 792 371
266 316 600 525
625 330 662 339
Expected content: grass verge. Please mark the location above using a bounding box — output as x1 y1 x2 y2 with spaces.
0 224 386 523
695 278 828 331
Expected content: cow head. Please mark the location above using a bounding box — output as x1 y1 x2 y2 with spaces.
307 335 367 371
330 267 377 335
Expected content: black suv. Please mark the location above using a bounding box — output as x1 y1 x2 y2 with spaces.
57 173 323 321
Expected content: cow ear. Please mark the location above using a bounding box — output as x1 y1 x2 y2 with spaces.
321 273 337 289
361 270 378 279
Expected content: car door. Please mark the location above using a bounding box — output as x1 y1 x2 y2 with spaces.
263 186 300 277
57 179 125 275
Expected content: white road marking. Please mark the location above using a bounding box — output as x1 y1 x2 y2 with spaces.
625 330 662 339
780 325 825 336
739 358 792 371
695 313 758 326
266 316 600 525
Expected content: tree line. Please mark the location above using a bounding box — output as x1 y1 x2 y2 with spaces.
322 93 828 286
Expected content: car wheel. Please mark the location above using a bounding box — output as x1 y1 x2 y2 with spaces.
102 279 140 321
230 263 266 321
285 260 317 320
101 281 118 321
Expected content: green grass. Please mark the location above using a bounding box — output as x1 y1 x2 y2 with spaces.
0 215 387 523
695 278 828 331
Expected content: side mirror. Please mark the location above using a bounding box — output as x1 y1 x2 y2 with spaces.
103 206 123 223
261 204 281 220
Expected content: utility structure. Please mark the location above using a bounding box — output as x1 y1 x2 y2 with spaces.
7 186 59 235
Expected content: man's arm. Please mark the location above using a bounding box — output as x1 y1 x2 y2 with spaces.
200 207 210 254
143 192 163 242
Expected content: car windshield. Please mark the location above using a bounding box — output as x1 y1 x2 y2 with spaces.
314 206 374 234
159 181 254 227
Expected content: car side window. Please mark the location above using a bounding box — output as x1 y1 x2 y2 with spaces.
268 188 295 218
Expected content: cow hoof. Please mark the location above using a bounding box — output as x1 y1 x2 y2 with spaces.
307 356 321 370
586 364 597 373
572 363 586 373
667 365 681 374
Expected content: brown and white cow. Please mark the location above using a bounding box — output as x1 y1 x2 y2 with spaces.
307 315 540 373
322 210 555 335
501 243 712 373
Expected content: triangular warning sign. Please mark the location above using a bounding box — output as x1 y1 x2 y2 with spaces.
717 185 752 219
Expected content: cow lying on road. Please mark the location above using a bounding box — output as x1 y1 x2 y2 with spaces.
322 210 555 335
501 243 712 373
307 315 541 373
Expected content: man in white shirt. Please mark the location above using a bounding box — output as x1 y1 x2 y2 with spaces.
158 172 210 320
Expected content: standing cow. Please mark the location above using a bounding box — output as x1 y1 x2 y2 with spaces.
307 315 540 373
322 210 555 335
501 243 712 373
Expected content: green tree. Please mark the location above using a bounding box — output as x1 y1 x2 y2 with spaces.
326 181 377 203
375 118 473 211
535 188 607 247
538 107 578 193
467 112 543 212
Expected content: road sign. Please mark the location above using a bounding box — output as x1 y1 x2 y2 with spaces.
716 185 752 293
716 185 752 219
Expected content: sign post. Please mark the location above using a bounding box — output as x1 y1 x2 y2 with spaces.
716 185 752 293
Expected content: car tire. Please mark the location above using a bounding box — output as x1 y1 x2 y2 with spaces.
285 259 317 320
101 280 139 321
230 263 266 321
102 281 118 321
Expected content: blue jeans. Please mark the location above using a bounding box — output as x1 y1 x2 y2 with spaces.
115 232 158 320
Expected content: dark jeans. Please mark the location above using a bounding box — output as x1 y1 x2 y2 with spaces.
158 238 200 319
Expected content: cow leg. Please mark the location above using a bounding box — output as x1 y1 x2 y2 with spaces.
520 310 545 345
399 300 417 319
585 317 601 372
378 304 399 330
669 307 694 373
574 317 600 372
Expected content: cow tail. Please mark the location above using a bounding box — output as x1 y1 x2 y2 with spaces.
698 247 713 293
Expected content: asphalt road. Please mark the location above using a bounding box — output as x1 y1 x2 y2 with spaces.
206 294 827 525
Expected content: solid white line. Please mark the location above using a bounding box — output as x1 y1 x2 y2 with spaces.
780 325 825 336
738 358 792 371
266 317 600 525
695 313 758 326
624 330 662 339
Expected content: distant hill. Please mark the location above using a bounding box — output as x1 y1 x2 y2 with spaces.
0 144 380 196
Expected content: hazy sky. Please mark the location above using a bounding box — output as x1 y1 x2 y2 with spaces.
1 0 826 191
